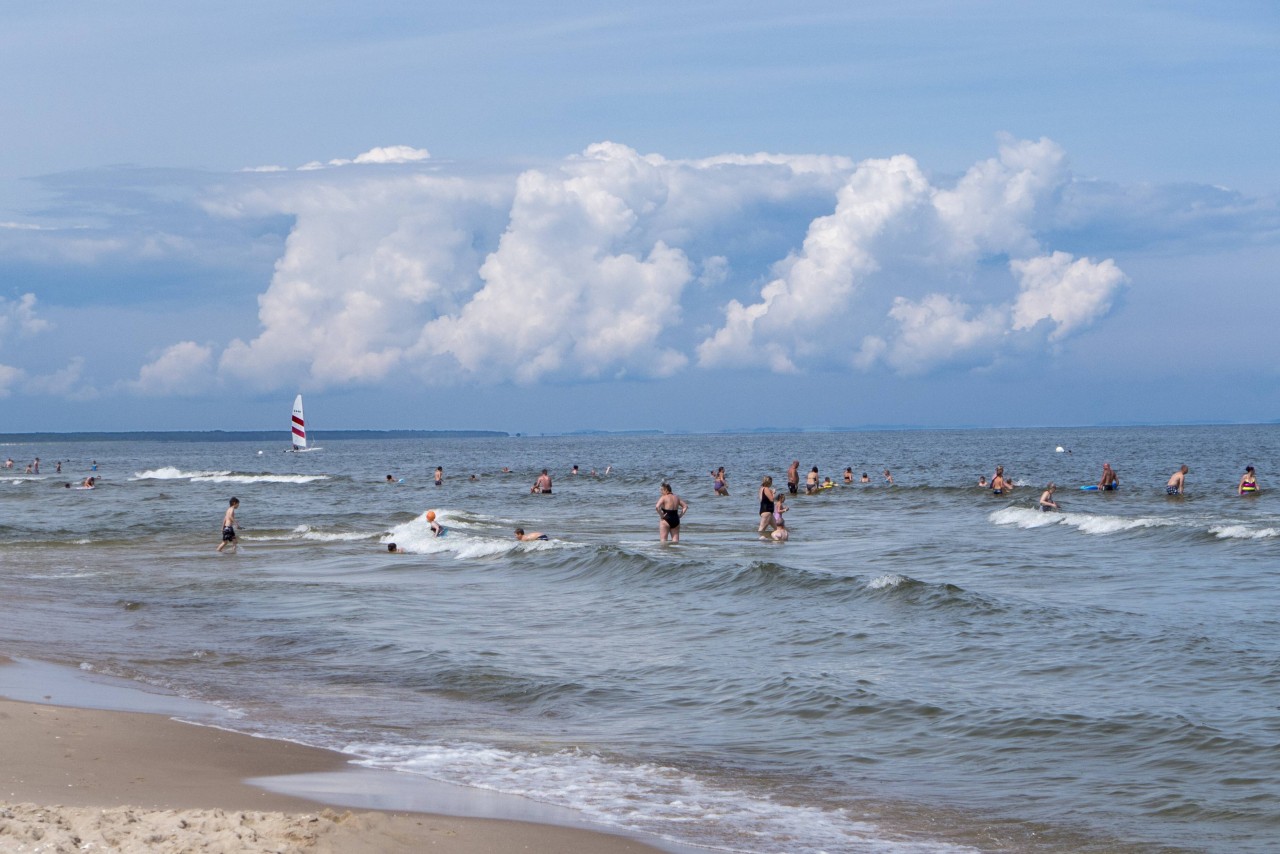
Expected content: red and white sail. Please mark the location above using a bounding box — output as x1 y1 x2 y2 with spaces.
291 394 307 450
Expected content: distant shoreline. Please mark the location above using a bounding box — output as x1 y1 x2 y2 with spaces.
0 422 1274 444
0 429 511 443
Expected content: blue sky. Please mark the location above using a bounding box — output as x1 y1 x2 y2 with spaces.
0 1 1277 433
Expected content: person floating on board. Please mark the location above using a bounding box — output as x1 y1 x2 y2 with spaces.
655 482 688 543
514 528 548 541
1099 463 1119 491
1166 465 1189 496
216 497 239 552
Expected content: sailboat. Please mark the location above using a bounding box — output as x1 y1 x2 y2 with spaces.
287 394 319 452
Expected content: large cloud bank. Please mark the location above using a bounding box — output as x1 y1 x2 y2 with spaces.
151 138 1126 391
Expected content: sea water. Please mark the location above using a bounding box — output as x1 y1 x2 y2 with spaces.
1 425 1278 853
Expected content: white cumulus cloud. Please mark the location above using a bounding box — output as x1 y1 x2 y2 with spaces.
194 137 1127 393
0 293 52 342
1011 251 1127 339
129 342 215 396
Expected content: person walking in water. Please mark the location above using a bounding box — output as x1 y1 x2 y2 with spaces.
216 497 240 552
1238 466 1258 495
655 482 688 543
531 469 552 494
787 460 800 495
1039 483 1060 511
758 476 777 534
711 467 729 496
1166 465 1189 495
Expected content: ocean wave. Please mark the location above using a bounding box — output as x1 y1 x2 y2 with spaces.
990 507 1177 535
132 466 230 480
131 466 328 484
1209 525 1280 540
381 511 581 559
344 741 978 854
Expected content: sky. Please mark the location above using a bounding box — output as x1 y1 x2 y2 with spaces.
0 1 1277 434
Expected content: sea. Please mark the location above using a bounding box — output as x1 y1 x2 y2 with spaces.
1 425 1278 853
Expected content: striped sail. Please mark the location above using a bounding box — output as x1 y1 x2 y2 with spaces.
291 395 307 450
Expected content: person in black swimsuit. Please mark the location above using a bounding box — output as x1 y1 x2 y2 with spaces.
758 475 777 534
656 482 688 543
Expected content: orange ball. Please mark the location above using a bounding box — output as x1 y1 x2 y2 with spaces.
426 510 436 522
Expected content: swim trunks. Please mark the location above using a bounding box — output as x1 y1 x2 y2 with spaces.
1104 483 1118 491
221 526 236 542
1166 486 1181 495
992 489 1003 496
534 534 549 540
788 482 798 495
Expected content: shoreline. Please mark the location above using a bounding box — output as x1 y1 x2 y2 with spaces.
0 657 668 853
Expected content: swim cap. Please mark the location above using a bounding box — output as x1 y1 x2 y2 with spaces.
426 510 436 521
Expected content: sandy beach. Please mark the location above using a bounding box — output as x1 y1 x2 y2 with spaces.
0 694 664 853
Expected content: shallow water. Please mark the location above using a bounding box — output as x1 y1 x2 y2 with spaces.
2 426 1278 852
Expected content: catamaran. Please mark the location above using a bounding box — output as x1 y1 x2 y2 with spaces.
288 394 316 452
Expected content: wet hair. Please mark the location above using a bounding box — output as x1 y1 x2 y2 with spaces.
515 528 525 536
229 497 239 506
387 543 397 552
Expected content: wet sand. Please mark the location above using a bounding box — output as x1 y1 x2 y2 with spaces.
0 694 665 852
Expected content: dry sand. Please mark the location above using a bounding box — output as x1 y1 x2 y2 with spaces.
0 699 665 853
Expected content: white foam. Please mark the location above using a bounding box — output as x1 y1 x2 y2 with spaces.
193 473 329 484
293 525 380 543
988 507 1063 529
868 574 908 590
1210 524 1280 540
132 466 229 480
344 741 977 853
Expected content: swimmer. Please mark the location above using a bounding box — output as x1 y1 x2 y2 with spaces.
514 528 549 541
991 466 1010 495
81 476 96 488
656 482 688 543
805 466 819 495
770 515 789 542
426 509 444 537
531 469 553 494
1039 483 1060 511
822 476 834 488
434 466 443 486
387 543 404 553
843 467 853 483
1238 465 1258 495
977 476 988 488
860 472 870 483
1166 465 1188 496
385 474 396 484
787 460 800 495
711 467 729 496
883 469 893 485
572 465 579 475
216 497 239 553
